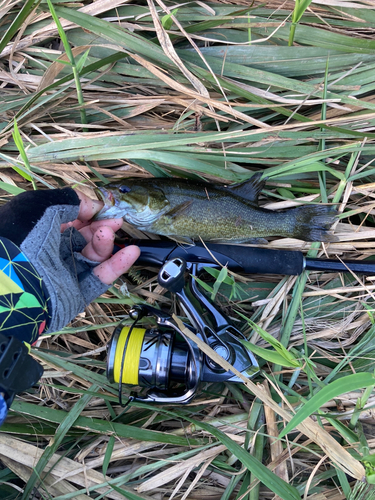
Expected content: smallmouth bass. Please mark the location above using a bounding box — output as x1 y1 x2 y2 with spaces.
95 175 337 244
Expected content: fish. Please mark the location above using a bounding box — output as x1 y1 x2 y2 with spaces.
94 175 338 244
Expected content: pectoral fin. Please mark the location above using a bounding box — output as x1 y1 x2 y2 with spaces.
169 235 195 245
210 237 268 244
165 200 193 219
227 172 267 205
242 237 269 245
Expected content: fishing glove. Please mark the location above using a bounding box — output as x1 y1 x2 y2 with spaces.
0 187 109 343
0 331 43 426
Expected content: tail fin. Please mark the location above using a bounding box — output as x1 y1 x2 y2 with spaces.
291 205 338 242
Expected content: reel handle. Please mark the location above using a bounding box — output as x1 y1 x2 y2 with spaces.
157 257 186 293
158 258 259 380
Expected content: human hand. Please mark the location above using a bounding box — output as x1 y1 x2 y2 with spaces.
0 187 140 425
63 190 140 285
0 187 140 341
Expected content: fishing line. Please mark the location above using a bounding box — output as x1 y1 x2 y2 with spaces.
115 327 146 385
117 317 145 407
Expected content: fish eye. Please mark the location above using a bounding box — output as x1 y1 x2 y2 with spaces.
119 185 131 193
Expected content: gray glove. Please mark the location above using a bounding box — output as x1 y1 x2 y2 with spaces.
0 188 109 334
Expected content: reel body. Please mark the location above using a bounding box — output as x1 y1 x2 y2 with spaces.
107 258 259 404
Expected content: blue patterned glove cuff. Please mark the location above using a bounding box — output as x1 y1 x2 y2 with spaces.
0 237 51 344
0 393 8 426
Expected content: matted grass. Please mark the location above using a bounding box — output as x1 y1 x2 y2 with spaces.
1 0 375 498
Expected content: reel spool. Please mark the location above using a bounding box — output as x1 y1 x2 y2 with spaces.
106 258 258 405
107 323 196 400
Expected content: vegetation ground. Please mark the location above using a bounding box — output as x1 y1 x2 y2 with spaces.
1 0 375 499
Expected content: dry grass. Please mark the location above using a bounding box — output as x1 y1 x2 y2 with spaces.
1 0 375 498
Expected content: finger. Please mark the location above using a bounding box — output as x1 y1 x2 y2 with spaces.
81 226 116 262
93 245 141 284
61 219 89 233
79 218 123 243
75 190 103 222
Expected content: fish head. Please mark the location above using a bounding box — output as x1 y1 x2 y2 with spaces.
94 180 169 224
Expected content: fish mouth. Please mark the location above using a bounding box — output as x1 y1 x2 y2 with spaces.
95 187 106 203
95 187 115 206
93 187 118 221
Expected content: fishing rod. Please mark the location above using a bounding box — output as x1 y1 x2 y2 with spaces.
107 241 374 406
115 240 375 276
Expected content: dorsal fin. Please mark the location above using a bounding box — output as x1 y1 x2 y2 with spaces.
227 172 266 205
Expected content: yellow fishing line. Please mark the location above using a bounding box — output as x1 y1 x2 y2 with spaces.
113 327 146 385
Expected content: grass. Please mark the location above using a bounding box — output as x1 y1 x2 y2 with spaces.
1 0 375 498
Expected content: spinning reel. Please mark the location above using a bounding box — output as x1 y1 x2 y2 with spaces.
106 258 259 405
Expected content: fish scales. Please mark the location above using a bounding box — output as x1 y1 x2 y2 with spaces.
94 176 337 243
153 186 293 240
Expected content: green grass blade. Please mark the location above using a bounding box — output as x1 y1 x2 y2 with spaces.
54 6 169 66
0 0 39 54
46 0 87 127
21 384 99 500
241 340 301 368
11 401 202 446
0 182 25 195
12 120 35 187
102 436 115 476
110 484 152 500
279 373 375 439
193 420 300 500
243 319 302 368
